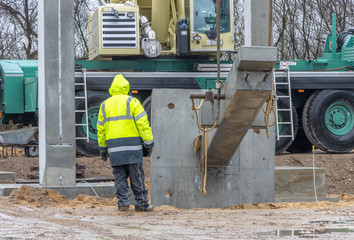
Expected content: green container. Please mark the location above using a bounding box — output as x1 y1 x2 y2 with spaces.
0 61 25 114
24 76 38 112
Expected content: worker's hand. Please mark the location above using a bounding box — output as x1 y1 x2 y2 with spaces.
144 142 154 156
147 147 153 156
100 149 108 161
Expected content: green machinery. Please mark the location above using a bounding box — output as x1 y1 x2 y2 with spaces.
0 4 353 156
0 58 229 156
273 14 354 154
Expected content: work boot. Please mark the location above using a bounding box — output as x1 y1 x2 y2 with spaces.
118 205 129 211
135 204 154 212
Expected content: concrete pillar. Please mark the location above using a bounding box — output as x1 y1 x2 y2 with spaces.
244 0 273 46
38 0 76 186
150 89 275 208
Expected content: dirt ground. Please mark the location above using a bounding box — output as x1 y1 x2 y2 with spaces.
0 187 353 239
0 151 353 239
275 152 354 194
1 150 352 194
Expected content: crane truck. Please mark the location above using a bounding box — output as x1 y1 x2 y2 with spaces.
0 1 353 157
273 14 354 154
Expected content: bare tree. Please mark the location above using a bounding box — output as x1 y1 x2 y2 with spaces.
0 0 97 60
0 0 38 59
272 0 353 60
74 0 95 59
0 16 21 59
233 0 244 49
0 0 352 60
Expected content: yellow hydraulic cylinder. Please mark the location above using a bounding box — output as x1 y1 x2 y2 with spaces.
151 0 170 43
176 0 186 20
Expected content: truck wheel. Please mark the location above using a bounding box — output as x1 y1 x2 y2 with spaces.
75 91 109 156
25 141 39 158
275 92 298 155
142 95 152 157
286 128 312 153
287 91 319 154
142 95 152 123
303 90 354 153
302 91 320 148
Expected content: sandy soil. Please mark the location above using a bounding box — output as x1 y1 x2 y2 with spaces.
1 151 352 194
0 187 353 239
0 152 353 239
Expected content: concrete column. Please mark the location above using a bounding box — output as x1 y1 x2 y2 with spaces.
151 89 275 208
244 0 273 46
38 0 76 186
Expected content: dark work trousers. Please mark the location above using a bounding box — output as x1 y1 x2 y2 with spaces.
112 163 149 207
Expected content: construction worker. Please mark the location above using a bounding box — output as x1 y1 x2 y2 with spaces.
97 74 154 212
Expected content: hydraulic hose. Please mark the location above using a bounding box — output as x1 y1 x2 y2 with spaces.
337 30 353 51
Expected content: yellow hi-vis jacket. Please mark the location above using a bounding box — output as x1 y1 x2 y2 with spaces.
97 74 154 166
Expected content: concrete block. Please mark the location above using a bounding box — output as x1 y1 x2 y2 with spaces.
274 167 336 202
0 172 15 184
201 100 274 129
236 47 277 71
206 47 276 167
0 183 116 200
151 89 275 209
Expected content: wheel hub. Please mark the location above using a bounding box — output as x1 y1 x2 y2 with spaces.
332 111 346 126
81 106 99 141
88 113 98 132
325 102 353 135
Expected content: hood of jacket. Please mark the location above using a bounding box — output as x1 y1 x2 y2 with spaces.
109 74 130 96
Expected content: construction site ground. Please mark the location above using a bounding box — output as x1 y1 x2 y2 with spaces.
0 151 353 239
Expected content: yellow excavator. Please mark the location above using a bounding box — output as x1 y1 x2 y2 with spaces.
89 0 234 59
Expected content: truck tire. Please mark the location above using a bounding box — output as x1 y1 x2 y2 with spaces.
142 95 152 123
286 128 312 153
142 95 152 157
275 92 298 155
287 92 319 154
302 91 320 148
302 90 354 153
25 141 39 158
75 91 109 156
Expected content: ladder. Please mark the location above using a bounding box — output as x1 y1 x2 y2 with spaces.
274 69 295 141
74 68 89 143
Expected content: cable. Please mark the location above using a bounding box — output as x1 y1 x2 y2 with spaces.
312 146 322 209
78 181 99 197
262 79 277 138
191 98 220 133
191 98 221 194
193 134 202 156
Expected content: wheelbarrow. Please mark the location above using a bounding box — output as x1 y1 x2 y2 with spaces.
0 127 39 158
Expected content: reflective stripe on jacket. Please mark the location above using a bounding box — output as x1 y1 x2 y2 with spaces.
97 74 153 166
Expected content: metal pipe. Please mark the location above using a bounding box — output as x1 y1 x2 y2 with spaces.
262 72 270 82
189 92 225 100
216 0 221 94
331 13 337 60
140 16 157 40
98 0 106 6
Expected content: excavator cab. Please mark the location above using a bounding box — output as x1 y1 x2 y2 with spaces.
190 0 233 53
88 0 234 59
